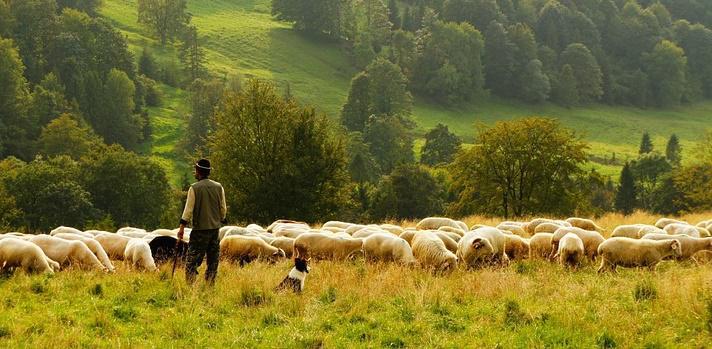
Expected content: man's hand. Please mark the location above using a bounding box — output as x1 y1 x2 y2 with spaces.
177 225 185 241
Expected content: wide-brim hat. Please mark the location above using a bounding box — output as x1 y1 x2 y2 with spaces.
195 158 212 171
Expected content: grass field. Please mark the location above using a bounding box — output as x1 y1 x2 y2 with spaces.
1 212 711 347
100 0 712 181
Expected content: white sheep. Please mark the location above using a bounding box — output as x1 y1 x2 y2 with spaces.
610 224 648 239
503 234 530 261
270 237 296 258
352 227 389 239
50 226 94 238
655 218 687 229
220 235 286 265
525 218 558 235
663 223 702 238
415 217 462 231
437 226 466 237
565 217 605 233
641 233 712 260
95 233 133 260
529 233 553 259
124 238 157 271
457 227 509 268
497 224 528 237
29 235 106 271
52 233 115 272
116 227 149 238
597 237 681 272
362 233 417 265
554 233 584 269
0 238 58 274
534 222 566 234
550 227 604 260
411 232 457 271
321 221 354 230
380 224 404 235
293 233 363 260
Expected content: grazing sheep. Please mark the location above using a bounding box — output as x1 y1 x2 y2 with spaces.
270 237 296 258
637 225 665 238
470 224 489 230
534 222 565 234
597 237 681 272
269 222 310 235
663 223 701 238
83 230 111 237
380 224 404 236
411 232 458 271
29 235 106 271
146 236 188 265
352 227 389 239
124 238 157 271
50 226 94 238
320 226 346 234
116 227 149 239
611 224 648 239
416 217 462 231
437 226 465 237
655 218 687 229
437 230 462 243
246 224 266 232
641 233 712 260
434 232 459 253
274 227 310 239
95 233 132 260
529 233 553 259
566 218 605 233
52 233 115 272
497 224 528 237
525 218 558 235
555 233 584 269
503 234 530 261
399 230 417 245
696 220 711 228
457 227 509 268
266 220 307 232
0 238 58 274
362 233 417 265
220 235 286 265
550 227 604 261
293 233 363 260
499 221 527 227
454 221 469 232
322 221 354 230
344 224 369 235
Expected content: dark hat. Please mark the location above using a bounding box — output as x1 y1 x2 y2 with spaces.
195 158 211 171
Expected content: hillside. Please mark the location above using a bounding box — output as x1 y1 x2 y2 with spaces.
100 0 712 179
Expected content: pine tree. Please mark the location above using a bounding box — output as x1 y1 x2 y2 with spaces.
179 25 207 83
639 131 653 155
614 162 637 215
340 72 372 132
554 64 579 107
665 134 681 166
388 0 401 29
138 47 158 80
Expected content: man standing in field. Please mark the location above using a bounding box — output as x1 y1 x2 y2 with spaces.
178 159 227 285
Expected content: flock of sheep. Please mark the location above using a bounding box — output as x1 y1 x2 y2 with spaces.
1 216 711 276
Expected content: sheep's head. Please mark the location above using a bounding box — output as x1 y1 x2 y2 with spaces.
471 237 494 259
670 240 682 257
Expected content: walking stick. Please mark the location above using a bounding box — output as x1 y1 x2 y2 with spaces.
171 237 181 279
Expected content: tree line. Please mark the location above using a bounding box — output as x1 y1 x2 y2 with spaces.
273 0 712 108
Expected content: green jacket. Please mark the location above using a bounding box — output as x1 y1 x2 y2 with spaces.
180 178 227 230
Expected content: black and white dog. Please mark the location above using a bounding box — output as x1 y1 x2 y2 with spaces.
275 257 310 293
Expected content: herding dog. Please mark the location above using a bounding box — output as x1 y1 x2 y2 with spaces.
275 257 310 293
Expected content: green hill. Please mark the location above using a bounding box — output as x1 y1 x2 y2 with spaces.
100 0 711 181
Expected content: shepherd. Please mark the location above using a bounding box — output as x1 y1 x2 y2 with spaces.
178 159 227 286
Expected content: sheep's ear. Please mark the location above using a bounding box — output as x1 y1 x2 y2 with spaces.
671 240 680 249
472 238 482 249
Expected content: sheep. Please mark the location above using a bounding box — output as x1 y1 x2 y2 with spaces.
220 226 264 240
246 224 266 232
655 218 687 229
320 226 346 234
0 238 58 274
269 222 310 235
274 227 310 239
437 226 465 237
116 227 149 238
95 233 132 260
321 221 354 230
83 230 111 237
610 224 648 239
29 235 106 271
434 232 459 253
566 218 605 233
529 233 553 259
220 235 286 265
146 235 188 265
637 225 665 238
663 223 701 238
457 227 509 268
151 229 176 237
641 233 712 260
692 250 712 265
52 233 115 272
455 221 469 232
554 233 584 269
499 221 527 227
124 238 157 271
266 219 307 232
416 217 462 231
411 232 458 271
503 234 530 261
344 224 369 235
525 218 558 235
362 233 417 265
437 230 462 243
50 226 94 238
534 222 565 234
550 227 604 261
497 224 528 237
380 224 404 236
597 237 681 272
293 233 363 260
352 227 388 239
696 220 711 229
270 237 296 258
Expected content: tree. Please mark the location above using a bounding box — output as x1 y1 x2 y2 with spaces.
346 132 379 184
420 124 462 166
271 0 351 39
366 57 411 117
553 64 579 107
361 0 392 50
363 115 415 173
614 162 636 215
30 73 75 130
57 0 101 16
693 129 712 165
137 0 191 45
629 154 672 211
442 0 503 31
369 164 444 220
0 37 31 159
387 0 401 29
389 30 416 78
36 114 103 159
639 131 653 154
183 78 225 152
82 145 171 228
179 25 208 82
483 20 515 96
665 134 681 166
352 34 375 69
520 59 551 103
8 0 57 83
210 79 352 224
138 47 159 80
4 156 94 232
560 43 603 103
449 118 588 218
86 69 141 150
673 162 712 212
645 39 687 107
341 72 371 132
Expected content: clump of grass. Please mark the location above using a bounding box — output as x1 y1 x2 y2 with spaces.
0 325 10 338
30 281 45 294
319 286 337 304
261 312 285 327
381 336 406 348
706 298 712 332
597 332 617 348
435 315 465 332
503 299 532 327
514 261 532 274
112 305 137 322
89 283 103 296
297 337 324 349
239 287 271 307
633 280 658 302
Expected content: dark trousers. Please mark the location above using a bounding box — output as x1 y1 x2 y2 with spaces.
185 229 220 285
